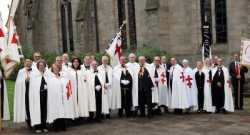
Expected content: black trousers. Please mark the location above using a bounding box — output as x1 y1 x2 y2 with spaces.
197 87 204 110
25 81 31 128
119 88 132 117
53 119 66 131
95 90 102 120
138 90 153 117
232 79 244 109
34 91 47 130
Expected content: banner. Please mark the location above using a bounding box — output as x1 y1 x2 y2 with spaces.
241 39 250 66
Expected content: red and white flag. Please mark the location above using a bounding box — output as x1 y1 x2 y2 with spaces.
0 14 7 55
1 17 21 78
106 31 122 67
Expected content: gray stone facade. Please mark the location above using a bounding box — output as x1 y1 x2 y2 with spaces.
14 0 250 59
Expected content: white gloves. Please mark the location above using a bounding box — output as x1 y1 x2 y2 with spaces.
121 80 130 85
95 85 102 91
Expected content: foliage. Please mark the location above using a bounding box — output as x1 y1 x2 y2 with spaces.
8 45 170 80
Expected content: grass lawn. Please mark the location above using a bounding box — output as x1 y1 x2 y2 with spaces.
6 80 15 120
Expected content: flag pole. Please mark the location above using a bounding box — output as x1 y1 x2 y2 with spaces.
6 0 14 45
0 83 2 130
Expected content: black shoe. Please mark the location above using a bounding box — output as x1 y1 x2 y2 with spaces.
235 107 240 110
106 114 111 119
215 109 220 114
222 109 227 114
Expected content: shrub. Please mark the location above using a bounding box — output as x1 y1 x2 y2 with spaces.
7 45 170 80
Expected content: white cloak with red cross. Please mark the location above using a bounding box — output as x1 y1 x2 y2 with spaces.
183 67 198 109
149 64 170 107
59 70 75 119
170 64 189 109
202 67 215 112
212 66 234 112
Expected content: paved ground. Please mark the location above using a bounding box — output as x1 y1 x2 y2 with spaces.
2 98 250 135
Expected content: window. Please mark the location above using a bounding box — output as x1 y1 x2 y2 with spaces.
200 0 213 44
215 0 228 43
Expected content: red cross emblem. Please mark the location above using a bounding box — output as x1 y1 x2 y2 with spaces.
66 80 72 100
180 72 185 82
0 28 4 37
227 80 231 88
186 75 193 88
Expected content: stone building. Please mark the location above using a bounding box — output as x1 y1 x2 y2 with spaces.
14 0 250 59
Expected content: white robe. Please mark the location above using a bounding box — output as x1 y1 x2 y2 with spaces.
111 64 133 110
201 67 215 112
170 64 189 109
29 70 49 126
162 64 172 107
85 69 96 112
183 67 198 109
0 71 9 121
62 62 72 72
212 66 234 112
126 62 140 107
13 68 31 123
149 64 169 106
68 68 89 117
60 70 75 119
31 62 38 71
97 65 112 114
47 72 65 123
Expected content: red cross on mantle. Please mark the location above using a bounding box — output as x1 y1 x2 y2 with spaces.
227 80 231 88
66 80 72 100
186 75 193 88
0 28 4 37
180 72 185 82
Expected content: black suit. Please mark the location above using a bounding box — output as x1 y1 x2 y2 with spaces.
211 68 225 111
138 66 154 117
229 61 248 109
195 71 205 111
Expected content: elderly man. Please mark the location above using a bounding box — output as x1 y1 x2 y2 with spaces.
211 58 234 113
97 56 113 119
62 53 72 70
138 56 154 118
182 59 198 112
31 52 42 71
229 53 248 110
14 59 33 128
113 56 133 117
126 53 140 116
170 58 189 114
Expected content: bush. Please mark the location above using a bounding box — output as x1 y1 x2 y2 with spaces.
123 45 171 63
7 45 170 80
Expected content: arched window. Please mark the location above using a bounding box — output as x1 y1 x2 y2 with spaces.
215 0 228 43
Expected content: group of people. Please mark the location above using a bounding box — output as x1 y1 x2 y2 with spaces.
3 52 247 133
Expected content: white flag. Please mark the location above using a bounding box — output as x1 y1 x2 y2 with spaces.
106 31 122 67
0 13 7 56
1 17 21 78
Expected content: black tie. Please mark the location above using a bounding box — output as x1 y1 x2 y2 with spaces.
209 70 212 81
105 71 109 83
154 68 158 78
